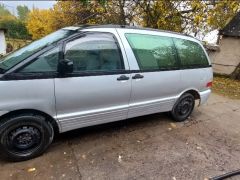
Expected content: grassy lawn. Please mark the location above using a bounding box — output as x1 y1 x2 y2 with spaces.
212 76 240 99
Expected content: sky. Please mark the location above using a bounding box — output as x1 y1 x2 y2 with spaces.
0 1 56 15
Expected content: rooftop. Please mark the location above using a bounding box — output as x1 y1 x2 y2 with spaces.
219 11 240 37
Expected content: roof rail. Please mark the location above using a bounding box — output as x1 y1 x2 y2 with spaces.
75 24 196 39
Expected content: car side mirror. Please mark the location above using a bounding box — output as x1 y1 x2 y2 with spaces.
58 59 73 75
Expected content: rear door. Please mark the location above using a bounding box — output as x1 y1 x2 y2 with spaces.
55 30 131 132
117 29 181 118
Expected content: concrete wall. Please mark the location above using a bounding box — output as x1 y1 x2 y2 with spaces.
209 37 240 75
0 30 6 55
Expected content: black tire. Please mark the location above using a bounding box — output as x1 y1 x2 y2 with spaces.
0 114 54 161
171 93 195 122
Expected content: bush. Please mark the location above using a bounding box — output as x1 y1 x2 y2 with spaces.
0 19 31 39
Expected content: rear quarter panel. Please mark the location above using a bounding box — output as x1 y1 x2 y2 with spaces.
179 67 213 93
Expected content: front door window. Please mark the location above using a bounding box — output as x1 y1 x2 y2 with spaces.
19 47 59 73
65 33 124 73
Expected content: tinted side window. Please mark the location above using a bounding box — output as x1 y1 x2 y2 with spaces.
125 33 178 70
65 33 124 72
173 38 209 67
20 47 59 73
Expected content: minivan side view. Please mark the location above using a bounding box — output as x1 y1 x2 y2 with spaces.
0 25 213 161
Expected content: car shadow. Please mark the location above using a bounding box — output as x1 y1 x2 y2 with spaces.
55 112 171 143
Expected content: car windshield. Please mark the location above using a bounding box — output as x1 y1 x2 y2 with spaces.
0 29 76 72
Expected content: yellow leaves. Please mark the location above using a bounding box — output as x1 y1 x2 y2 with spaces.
27 1 94 39
207 16 214 26
206 0 240 29
1 15 16 21
182 0 240 33
212 76 240 99
26 9 53 39
190 1 201 9
190 0 207 11
194 15 203 24
140 1 182 31
233 5 239 12
96 6 104 13
25 0 240 39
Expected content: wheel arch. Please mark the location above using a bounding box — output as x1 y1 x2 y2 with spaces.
178 88 201 105
0 109 60 134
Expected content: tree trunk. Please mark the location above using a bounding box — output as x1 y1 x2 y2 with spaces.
231 63 240 80
119 0 126 25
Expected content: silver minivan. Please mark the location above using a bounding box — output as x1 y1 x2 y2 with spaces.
0 25 213 161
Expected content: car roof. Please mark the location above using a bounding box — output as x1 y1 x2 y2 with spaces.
65 25 192 37
62 24 200 43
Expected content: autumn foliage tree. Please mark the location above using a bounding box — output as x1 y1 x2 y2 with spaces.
26 0 240 40
136 0 240 37
26 9 53 39
27 1 100 39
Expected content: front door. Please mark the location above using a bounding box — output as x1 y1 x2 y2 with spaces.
55 32 131 132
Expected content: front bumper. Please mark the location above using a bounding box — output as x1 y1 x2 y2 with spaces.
199 89 211 105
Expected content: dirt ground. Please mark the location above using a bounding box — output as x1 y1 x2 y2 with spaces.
0 93 240 180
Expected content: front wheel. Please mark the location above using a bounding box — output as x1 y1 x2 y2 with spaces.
0 114 54 161
171 93 195 122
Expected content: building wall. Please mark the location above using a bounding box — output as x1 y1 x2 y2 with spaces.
209 37 240 75
0 30 6 55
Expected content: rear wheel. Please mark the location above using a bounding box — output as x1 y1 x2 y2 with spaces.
171 93 195 122
0 114 54 161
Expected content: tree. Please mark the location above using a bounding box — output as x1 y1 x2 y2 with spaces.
178 0 240 38
0 4 30 39
26 0 140 39
97 0 140 25
135 0 182 32
135 0 240 38
0 19 30 39
0 4 11 17
26 9 53 39
206 0 240 29
26 0 240 40
50 1 96 28
0 4 15 20
17 5 30 22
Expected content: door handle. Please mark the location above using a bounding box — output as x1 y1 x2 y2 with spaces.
132 74 144 79
117 75 130 81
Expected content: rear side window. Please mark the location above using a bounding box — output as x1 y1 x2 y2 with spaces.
125 33 178 70
173 38 209 68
